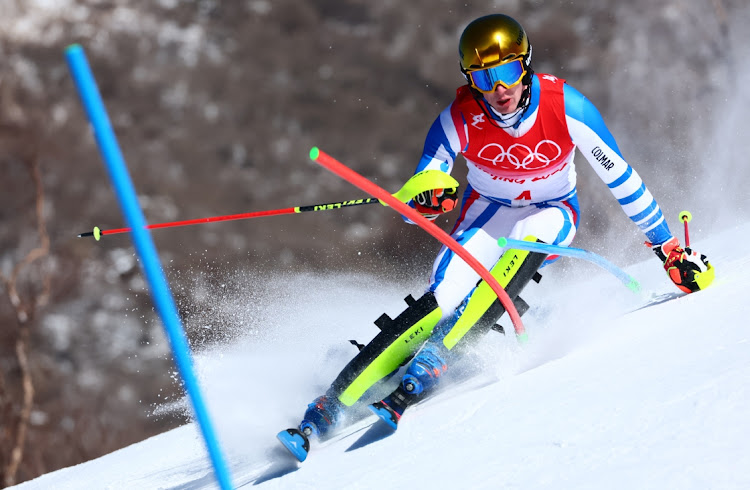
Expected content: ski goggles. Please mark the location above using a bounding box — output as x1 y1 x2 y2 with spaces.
467 59 526 92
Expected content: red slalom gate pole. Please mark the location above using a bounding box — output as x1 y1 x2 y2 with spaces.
309 147 527 342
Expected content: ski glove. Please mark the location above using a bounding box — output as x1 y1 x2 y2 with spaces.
413 186 459 221
652 237 714 293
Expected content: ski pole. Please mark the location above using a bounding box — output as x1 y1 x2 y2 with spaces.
78 169 459 240
679 210 692 247
677 210 715 290
79 198 378 240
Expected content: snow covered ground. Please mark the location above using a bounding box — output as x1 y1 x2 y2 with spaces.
12 221 750 489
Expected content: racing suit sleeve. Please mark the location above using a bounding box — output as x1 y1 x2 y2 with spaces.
563 83 673 245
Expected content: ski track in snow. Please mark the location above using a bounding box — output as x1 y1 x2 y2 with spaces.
11 221 750 490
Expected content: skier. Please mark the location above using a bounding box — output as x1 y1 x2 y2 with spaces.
279 13 714 458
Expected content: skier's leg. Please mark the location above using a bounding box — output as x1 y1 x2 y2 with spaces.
295 192 496 436
376 244 547 418
299 257 536 437
302 194 578 434
429 193 577 316
298 193 520 434
392 198 579 402
298 291 442 437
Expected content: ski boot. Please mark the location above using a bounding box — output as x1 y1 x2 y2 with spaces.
369 343 449 429
369 386 410 430
299 394 344 438
400 343 448 395
277 394 343 462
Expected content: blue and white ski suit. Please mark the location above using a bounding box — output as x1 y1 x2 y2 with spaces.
413 74 673 317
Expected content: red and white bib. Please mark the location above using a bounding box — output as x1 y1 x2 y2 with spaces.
451 75 575 181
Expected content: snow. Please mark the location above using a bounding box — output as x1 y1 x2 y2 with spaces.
12 221 750 489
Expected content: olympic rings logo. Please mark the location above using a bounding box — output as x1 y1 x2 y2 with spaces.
476 140 563 171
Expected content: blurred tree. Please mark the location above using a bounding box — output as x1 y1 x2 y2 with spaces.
0 124 49 487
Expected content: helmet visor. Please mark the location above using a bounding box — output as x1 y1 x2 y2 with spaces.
468 59 526 92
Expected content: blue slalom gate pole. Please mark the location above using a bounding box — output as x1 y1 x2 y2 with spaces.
497 237 641 293
65 44 233 489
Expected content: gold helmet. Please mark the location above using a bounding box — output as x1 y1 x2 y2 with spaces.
459 14 533 93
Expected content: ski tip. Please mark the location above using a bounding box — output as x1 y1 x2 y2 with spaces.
277 428 310 462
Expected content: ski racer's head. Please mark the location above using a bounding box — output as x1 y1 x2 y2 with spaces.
459 14 534 114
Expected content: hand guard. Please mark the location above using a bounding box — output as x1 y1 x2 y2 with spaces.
652 237 714 293
413 187 459 221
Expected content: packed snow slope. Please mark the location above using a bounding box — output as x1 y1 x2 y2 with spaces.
13 221 750 489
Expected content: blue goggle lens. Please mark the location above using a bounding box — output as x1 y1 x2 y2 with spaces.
468 59 525 92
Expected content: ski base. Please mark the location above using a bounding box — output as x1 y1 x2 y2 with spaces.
276 428 310 462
